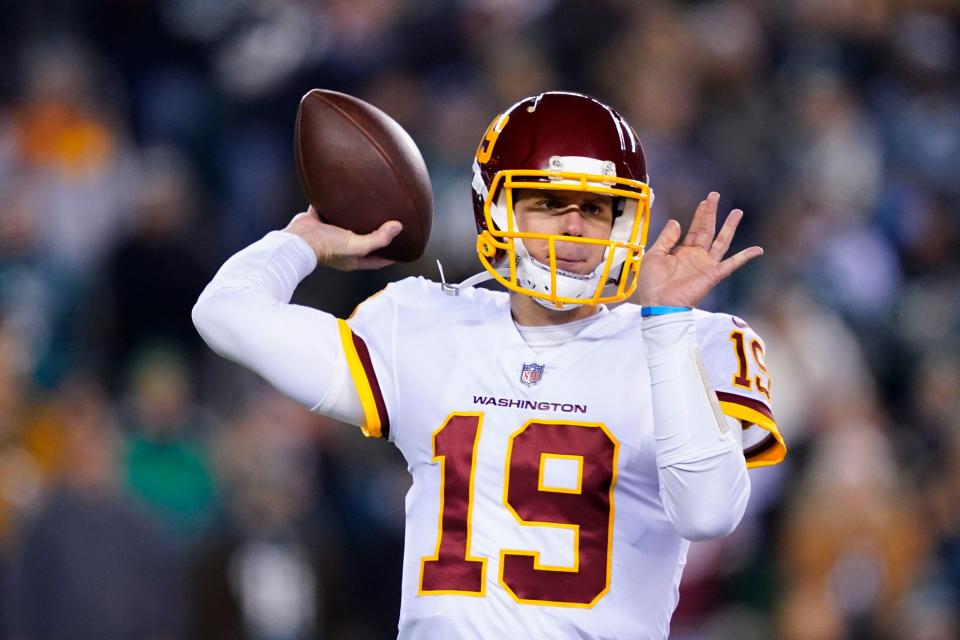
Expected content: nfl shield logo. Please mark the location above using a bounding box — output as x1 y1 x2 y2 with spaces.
520 363 545 386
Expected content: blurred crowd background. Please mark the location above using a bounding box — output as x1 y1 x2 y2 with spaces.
0 0 958 638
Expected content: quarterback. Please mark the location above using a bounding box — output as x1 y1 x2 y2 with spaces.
193 92 785 638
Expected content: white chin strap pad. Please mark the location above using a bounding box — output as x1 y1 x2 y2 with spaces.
515 250 603 310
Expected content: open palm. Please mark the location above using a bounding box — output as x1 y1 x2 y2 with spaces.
635 192 763 308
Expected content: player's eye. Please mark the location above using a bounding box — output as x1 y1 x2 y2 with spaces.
583 201 612 218
583 203 602 215
536 199 562 210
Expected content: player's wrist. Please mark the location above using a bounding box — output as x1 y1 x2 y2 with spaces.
272 230 320 273
283 213 327 261
284 228 343 268
642 310 695 356
641 305 693 317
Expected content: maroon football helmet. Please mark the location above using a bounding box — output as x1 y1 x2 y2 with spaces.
471 92 653 307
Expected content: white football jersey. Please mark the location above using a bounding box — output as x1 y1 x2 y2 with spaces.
338 277 784 639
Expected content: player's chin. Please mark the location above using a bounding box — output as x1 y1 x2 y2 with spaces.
554 258 592 274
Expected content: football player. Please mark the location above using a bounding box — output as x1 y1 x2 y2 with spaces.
193 92 785 639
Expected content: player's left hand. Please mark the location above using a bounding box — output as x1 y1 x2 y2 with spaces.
635 192 763 308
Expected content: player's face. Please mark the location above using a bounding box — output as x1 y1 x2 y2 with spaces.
514 189 615 275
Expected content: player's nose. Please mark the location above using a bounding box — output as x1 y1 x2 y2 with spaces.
560 208 583 237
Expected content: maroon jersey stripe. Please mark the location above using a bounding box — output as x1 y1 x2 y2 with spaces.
715 391 773 421
351 332 390 439
743 433 778 460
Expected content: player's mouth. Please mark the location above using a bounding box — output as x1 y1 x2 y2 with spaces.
536 253 594 275
527 247 600 276
554 257 587 272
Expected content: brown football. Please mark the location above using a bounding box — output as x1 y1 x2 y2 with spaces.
294 89 433 262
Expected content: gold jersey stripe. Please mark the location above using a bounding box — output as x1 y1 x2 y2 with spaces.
337 319 383 438
718 399 786 468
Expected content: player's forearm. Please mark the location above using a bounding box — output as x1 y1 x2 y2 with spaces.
192 231 362 424
657 444 749 540
644 312 750 540
198 230 318 302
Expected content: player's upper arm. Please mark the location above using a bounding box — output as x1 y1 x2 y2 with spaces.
694 311 786 468
338 278 412 442
192 284 365 426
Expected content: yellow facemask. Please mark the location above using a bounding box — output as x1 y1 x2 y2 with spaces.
476 169 653 307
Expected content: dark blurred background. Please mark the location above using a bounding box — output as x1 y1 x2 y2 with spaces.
0 0 958 638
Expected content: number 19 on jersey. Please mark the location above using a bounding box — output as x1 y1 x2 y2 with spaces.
418 413 619 607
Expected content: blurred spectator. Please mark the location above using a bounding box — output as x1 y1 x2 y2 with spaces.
98 146 211 383
0 181 81 389
5 40 134 272
190 390 347 640
120 346 217 541
0 317 46 549
749 285 875 447
779 416 927 639
3 375 183 640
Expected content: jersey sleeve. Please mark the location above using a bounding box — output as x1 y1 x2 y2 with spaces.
340 280 407 441
694 311 786 468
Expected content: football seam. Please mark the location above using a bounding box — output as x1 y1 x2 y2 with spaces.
294 104 321 215
310 92 426 252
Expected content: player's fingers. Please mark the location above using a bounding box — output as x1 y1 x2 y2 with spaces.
648 219 682 255
681 199 708 247
698 192 719 250
715 245 763 280
683 193 719 249
709 209 743 261
352 220 403 255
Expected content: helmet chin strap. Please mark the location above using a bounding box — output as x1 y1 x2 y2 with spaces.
437 258 607 310
518 254 604 311
524 254 600 281
530 296 579 312
440 259 623 308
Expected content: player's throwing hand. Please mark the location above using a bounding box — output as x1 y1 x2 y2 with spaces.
286 206 403 271
635 192 763 308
